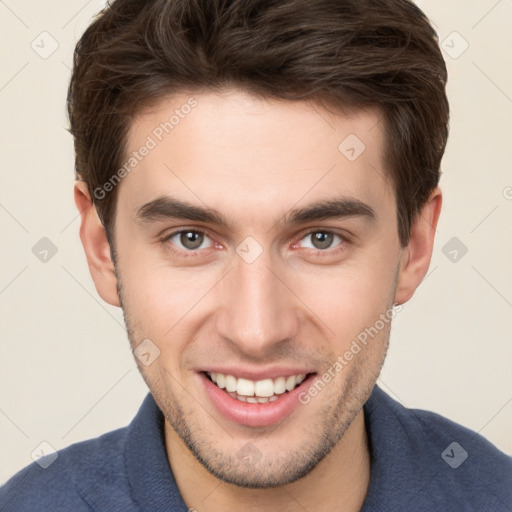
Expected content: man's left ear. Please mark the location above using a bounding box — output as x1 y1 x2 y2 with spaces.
394 187 442 305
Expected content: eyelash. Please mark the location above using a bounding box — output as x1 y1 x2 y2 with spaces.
160 228 348 258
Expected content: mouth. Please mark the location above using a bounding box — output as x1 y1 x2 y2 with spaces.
205 371 310 403
200 370 316 427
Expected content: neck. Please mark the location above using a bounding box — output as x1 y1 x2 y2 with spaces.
165 410 371 512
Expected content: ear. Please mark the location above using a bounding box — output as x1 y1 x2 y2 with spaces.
74 181 120 307
394 187 442 305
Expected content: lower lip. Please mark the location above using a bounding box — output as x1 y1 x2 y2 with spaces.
201 372 314 427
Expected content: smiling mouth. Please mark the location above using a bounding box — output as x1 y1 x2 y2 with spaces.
205 371 314 403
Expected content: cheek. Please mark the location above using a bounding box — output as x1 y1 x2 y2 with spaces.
301 263 395 308
124 271 204 336
294 255 397 342
116 238 205 329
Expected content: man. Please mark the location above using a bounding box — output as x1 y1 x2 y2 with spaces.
1 0 511 510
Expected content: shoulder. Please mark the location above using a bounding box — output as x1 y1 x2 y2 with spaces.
412 406 512 510
405 401 512 473
369 387 512 510
0 426 134 512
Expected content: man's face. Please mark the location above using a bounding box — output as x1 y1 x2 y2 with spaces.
113 89 402 487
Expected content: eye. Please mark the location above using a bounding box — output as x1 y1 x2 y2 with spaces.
165 230 214 251
298 230 344 251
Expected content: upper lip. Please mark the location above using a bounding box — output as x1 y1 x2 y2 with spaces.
200 367 315 381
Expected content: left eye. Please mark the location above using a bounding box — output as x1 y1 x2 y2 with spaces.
167 230 214 251
299 231 343 250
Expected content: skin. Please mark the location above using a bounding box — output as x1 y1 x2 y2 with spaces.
75 88 441 511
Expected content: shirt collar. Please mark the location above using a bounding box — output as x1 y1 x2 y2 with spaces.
125 393 189 511
361 385 440 510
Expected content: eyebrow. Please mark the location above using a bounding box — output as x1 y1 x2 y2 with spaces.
135 195 376 228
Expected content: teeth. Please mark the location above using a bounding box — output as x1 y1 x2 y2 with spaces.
216 373 226 389
237 378 255 397
208 372 308 400
225 375 237 392
285 375 297 391
254 378 274 397
274 377 286 394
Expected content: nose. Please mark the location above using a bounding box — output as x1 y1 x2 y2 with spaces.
215 247 301 358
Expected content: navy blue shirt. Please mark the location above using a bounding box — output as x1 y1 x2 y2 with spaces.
1 385 511 511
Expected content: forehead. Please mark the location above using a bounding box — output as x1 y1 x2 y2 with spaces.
118 89 394 224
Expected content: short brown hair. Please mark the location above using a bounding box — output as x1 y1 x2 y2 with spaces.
67 0 449 247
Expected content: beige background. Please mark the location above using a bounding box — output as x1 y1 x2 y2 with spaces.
1 0 511 484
